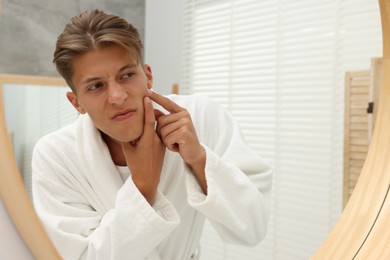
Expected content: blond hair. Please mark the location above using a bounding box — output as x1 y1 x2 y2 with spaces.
53 9 144 91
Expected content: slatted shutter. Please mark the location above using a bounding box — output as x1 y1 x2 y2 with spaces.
343 58 382 207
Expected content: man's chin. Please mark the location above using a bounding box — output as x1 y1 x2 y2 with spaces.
100 130 143 145
115 134 142 144
129 136 141 146
120 129 144 144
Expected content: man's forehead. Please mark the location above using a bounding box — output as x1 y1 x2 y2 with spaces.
71 46 142 85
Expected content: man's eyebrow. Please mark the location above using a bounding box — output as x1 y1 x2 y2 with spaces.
80 64 137 86
80 77 101 86
118 63 137 72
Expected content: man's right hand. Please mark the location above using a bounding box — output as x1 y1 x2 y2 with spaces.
121 94 165 204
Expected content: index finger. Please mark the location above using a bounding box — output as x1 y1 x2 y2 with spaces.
142 95 157 136
148 89 184 114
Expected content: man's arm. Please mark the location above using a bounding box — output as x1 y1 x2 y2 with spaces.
154 94 273 246
148 90 208 194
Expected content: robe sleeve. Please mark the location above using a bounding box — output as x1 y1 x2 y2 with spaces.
32 138 180 260
184 95 273 246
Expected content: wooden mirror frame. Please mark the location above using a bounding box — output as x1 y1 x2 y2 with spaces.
0 0 389 258
313 0 390 258
0 74 64 259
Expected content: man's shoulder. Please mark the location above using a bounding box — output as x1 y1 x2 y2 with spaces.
34 118 79 151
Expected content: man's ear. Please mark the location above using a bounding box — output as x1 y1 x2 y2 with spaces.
144 64 153 89
66 92 86 114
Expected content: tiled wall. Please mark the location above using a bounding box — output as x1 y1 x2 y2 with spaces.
0 0 145 76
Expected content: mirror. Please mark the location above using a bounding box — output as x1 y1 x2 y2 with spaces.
313 0 390 257
0 0 389 259
1 75 78 196
0 74 70 259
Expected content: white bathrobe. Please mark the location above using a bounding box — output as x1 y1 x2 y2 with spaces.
32 94 272 260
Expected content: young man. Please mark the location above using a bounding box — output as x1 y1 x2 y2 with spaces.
32 9 272 260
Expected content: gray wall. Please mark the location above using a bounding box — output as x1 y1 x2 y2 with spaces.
145 0 184 94
0 0 145 77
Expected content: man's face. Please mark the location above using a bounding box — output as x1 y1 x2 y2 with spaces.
67 44 153 143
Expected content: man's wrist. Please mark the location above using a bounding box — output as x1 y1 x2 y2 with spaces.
188 147 207 194
131 177 158 205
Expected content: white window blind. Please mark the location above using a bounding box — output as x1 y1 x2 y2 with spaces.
180 0 382 259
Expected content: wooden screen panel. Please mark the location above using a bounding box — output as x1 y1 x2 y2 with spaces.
343 71 371 207
370 58 383 133
343 58 382 208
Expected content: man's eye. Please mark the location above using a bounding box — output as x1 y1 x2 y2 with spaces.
89 82 103 91
121 72 135 79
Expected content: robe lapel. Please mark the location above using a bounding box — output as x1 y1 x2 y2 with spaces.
76 114 123 214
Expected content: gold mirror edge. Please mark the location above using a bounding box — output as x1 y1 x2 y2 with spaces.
0 73 66 86
0 74 63 259
312 0 390 258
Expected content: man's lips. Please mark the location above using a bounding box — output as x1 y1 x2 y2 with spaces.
112 109 137 121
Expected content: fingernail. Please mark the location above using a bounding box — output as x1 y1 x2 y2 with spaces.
145 96 151 103
147 89 153 95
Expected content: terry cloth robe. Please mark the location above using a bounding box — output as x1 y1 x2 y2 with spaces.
32 94 273 260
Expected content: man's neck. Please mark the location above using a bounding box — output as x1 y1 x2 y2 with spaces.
100 132 127 166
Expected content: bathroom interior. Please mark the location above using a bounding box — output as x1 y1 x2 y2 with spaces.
0 0 388 259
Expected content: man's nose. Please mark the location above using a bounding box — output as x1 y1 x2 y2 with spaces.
108 81 127 104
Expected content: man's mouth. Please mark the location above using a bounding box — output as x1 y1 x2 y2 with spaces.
112 109 137 121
